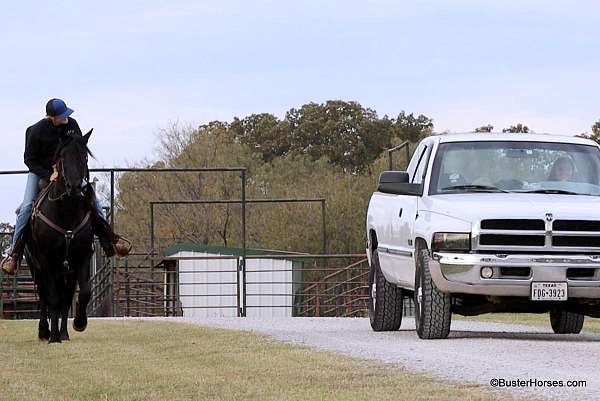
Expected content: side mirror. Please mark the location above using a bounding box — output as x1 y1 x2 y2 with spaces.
378 171 423 196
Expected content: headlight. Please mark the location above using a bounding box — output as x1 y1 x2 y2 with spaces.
432 232 470 252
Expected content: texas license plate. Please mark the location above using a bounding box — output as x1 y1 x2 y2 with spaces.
531 282 568 301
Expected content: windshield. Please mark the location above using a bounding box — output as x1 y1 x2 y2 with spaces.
429 141 600 196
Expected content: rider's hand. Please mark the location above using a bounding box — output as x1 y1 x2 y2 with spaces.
50 164 59 182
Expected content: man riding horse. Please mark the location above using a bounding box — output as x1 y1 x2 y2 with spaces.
1 98 130 275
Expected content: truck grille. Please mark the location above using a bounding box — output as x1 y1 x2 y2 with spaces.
480 219 544 230
553 220 600 232
476 219 600 252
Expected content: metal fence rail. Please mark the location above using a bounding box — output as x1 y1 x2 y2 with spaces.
83 252 415 319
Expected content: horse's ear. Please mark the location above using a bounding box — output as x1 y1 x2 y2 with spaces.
83 129 93 144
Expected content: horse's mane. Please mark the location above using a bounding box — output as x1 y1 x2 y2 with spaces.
54 135 95 161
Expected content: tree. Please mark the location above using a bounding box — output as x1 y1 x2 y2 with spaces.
394 111 434 142
578 120 600 144
230 114 291 162
502 124 530 133
113 101 433 255
474 124 494 133
0 222 13 256
284 100 394 173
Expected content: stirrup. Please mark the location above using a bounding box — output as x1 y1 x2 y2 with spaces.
113 236 132 257
1 255 20 276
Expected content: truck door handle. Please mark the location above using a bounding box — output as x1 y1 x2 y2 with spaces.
398 208 403 218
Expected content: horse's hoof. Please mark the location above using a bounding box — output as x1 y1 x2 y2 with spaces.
73 317 87 332
60 333 70 341
48 337 62 344
38 328 50 341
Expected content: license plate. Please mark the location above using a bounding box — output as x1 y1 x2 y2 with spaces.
531 282 568 301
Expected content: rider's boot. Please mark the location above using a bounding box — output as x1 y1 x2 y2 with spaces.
92 214 131 258
84 186 131 258
1 233 27 276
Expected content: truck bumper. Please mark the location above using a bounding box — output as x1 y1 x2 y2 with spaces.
430 252 600 298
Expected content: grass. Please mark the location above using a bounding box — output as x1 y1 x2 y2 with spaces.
0 319 519 401
457 313 600 333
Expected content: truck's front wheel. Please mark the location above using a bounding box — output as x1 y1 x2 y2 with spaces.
368 250 403 331
550 308 584 334
414 248 452 339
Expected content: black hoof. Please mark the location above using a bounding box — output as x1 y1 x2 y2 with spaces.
60 333 70 341
38 327 50 341
48 337 62 344
73 316 87 332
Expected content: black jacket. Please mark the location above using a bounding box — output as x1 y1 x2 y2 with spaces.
24 118 82 180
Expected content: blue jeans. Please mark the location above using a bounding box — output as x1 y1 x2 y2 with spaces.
10 172 104 252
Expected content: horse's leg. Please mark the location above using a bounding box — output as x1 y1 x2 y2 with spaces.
74 259 91 332
60 274 76 341
31 265 50 341
59 306 70 340
46 272 61 344
38 297 50 341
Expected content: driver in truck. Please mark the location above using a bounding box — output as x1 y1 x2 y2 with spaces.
548 157 575 181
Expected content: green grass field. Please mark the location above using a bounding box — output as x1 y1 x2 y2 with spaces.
0 319 518 401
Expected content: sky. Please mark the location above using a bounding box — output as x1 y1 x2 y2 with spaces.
1 0 600 223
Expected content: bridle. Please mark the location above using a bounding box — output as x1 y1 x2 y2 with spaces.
48 156 89 202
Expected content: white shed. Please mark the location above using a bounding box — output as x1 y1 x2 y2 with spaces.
163 244 303 318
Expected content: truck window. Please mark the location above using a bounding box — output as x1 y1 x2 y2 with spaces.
407 143 426 179
412 145 432 184
429 141 600 195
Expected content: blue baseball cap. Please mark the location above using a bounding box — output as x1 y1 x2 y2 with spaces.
46 98 74 118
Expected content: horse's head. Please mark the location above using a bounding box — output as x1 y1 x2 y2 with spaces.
55 129 94 198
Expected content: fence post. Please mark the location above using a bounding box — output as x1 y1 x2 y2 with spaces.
0 270 4 319
125 256 130 316
321 200 327 255
315 282 321 317
241 170 247 317
236 257 242 317
109 170 115 316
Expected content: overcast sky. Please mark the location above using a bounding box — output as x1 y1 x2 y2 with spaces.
1 0 599 223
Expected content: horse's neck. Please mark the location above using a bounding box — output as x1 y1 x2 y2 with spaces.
49 180 65 199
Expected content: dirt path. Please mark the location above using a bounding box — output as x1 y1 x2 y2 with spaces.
179 317 600 401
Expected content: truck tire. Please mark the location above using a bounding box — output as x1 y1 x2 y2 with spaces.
550 308 584 334
368 250 403 331
414 248 452 339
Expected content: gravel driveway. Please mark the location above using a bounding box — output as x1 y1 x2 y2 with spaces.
177 316 600 401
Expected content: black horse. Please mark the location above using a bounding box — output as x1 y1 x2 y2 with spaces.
25 130 95 343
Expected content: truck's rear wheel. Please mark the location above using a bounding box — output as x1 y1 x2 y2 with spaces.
368 250 403 331
550 308 584 334
414 248 452 339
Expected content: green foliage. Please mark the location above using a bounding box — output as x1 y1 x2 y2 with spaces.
114 101 427 254
230 114 290 162
502 123 530 133
231 101 402 173
578 120 600 144
594 121 600 136
474 124 493 133
284 100 394 173
394 111 434 142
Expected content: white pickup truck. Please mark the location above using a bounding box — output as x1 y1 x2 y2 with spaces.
366 133 600 339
